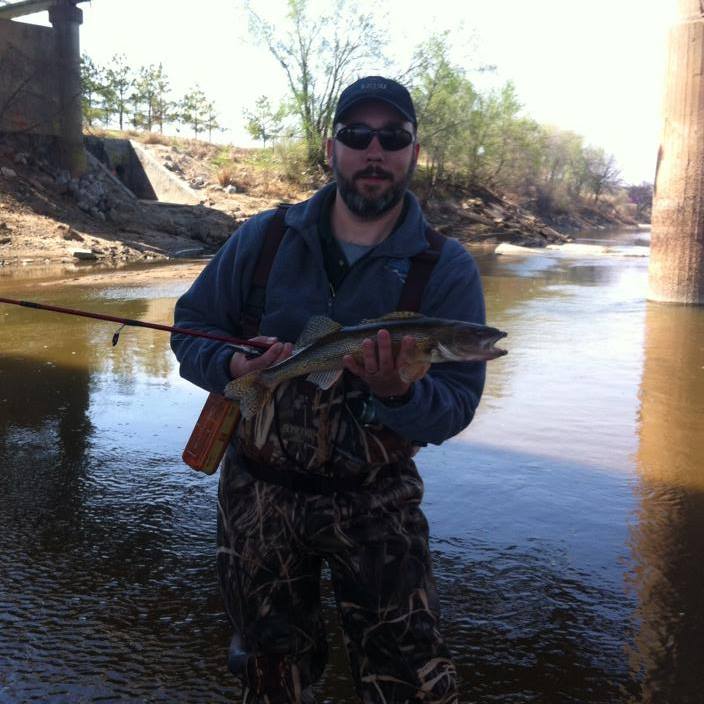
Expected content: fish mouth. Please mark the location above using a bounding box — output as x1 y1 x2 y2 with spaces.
482 330 508 359
447 327 508 361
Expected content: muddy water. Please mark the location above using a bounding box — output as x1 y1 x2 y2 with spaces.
0 233 702 703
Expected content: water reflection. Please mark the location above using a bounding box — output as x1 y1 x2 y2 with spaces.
0 292 237 702
476 250 647 288
101 297 177 389
630 303 704 703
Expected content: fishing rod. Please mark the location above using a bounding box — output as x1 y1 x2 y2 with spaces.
0 295 271 474
0 296 267 356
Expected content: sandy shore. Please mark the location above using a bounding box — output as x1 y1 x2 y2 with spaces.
43 259 209 287
0 258 209 292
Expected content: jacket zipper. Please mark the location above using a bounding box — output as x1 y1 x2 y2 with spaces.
327 281 335 314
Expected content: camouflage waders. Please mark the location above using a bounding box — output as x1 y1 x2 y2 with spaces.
216 375 458 703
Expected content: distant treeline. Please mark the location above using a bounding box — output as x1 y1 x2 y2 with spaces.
78 1 652 220
80 54 220 141
242 1 651 218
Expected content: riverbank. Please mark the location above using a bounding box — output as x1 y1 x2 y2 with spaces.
0 130 642 272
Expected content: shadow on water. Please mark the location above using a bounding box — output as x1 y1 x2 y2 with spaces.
261 441 645 704
0 302 238 702
0 354 236 702
627 302 704 704
412 440 641 704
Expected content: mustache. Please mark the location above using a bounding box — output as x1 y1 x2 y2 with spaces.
353 166 393 181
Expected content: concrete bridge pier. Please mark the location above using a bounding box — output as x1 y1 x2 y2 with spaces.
49 0 86 176
649 0 704 305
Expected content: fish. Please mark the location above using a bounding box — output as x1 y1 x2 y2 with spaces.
224 311 507 418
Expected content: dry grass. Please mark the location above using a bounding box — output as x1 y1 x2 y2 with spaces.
216 166 236 187
184 139 218 161
140 131 171 145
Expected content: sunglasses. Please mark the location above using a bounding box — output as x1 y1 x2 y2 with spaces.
335 124 414 151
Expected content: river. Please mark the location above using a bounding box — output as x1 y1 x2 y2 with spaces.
0 230 702 703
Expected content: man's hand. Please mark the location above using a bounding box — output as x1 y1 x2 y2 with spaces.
342 329 430 399
229 336 293 379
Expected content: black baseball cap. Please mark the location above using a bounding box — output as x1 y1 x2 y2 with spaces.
333 76 417 127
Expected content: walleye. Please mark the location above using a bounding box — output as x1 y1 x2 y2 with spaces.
225 312 507 418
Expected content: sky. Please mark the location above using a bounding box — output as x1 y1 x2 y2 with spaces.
15 0 675 184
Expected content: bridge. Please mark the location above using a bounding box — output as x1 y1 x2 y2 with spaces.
0 0 89 174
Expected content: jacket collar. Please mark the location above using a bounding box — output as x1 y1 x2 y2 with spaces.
284 181 430 259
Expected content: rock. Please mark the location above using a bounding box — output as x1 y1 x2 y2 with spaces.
225 184 238 194
172 246 205 258
495 243 546 256
72 250 98 260
61 227 84 242
0 167 16 178
0 237 10 245
14 152 29 165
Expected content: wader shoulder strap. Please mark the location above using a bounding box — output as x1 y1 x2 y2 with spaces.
240 206 289 338
396 226 447 313
241 214 445 335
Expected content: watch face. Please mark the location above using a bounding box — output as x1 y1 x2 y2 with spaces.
378 389 412 407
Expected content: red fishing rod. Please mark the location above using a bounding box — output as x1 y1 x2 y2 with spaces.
0 296 267 356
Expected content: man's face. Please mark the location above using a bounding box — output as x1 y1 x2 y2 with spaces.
326 101 420 219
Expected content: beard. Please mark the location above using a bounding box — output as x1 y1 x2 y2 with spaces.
333 152 416 219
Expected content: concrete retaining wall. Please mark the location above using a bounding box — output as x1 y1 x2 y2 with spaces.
129 140 201 204
0 18 60 136
84 136 202 205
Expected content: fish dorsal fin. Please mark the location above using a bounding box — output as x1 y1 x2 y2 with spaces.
294 315 342 350
359 311 423 324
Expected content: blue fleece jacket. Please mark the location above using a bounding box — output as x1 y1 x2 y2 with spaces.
170 182 487 445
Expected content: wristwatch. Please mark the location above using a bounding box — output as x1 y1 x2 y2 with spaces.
376 386 413 408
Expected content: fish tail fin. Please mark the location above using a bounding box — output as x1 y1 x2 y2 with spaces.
224 372 271 419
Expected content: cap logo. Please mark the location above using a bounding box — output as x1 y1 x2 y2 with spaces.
360 81 387 91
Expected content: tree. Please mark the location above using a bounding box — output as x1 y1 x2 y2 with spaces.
104 53 133 130
245 0 387 166
130 64 162 131
204 101 221 143
244 95 287 147
470 82 526 186
582 146 621 203
532 127 584 212
627 182 653 221
79 53 103 127
150 64 173 133
409 34 476 189
179 85 209 138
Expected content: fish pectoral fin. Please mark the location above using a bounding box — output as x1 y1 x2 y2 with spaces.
305 368 343 390
294 315 342 350
398 360 431 384
224 372 270 419
359 311 423 324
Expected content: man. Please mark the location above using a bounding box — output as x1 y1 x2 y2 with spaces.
171 76 487 703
